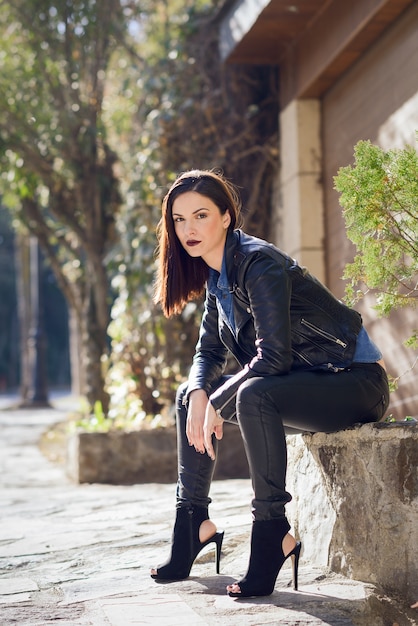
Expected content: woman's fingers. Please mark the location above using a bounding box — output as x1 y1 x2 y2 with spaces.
187 417 205 453
213 421 224 440
203 404 224 460
186 390 208 453
203 429 215 460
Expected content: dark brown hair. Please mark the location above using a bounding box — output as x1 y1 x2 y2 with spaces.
154 169 242 317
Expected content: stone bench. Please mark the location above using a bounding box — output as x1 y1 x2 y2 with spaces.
286 422 418 606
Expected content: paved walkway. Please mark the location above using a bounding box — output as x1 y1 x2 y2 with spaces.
0 394 414 625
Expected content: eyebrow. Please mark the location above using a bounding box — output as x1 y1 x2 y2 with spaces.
172 207 210 217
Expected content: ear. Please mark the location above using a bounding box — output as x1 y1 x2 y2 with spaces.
223 211 231 229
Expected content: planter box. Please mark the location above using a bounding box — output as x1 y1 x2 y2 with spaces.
67 422 249 485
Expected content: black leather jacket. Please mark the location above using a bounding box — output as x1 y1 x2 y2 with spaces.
187 230 362 420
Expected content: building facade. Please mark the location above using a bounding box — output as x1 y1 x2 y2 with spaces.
219 0 418 419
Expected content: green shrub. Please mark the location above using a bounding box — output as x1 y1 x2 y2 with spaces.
334 137 418 353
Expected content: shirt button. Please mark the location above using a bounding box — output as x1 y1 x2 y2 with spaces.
247 307 251 313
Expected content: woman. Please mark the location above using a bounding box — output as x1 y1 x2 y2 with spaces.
150 169 389 598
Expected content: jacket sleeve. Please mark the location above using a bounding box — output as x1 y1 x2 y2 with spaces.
209 253 293 417
186 290 229 397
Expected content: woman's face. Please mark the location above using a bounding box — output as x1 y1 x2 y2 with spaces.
172 191 231 271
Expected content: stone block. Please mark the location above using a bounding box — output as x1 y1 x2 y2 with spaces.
66 421 249 485
286 422 418 605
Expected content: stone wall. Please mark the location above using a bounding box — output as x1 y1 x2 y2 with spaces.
286 422 418 605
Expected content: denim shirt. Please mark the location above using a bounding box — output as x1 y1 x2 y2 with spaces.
352 326 382 362
207 256 235 337
208 253 381 364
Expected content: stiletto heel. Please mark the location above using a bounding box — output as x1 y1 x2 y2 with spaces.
151 506 224 580
213 530 224 574
227 519 301 598
289 541 301 591
197 530 224 574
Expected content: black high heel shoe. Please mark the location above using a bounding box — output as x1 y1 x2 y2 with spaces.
227 518 301 598
151 505 224 580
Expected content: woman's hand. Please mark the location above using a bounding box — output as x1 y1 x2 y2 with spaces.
203 402 224 461
186 389 209 454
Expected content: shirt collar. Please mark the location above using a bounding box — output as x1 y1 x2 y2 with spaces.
208 249 229 293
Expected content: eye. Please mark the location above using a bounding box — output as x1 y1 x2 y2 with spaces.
173 216 184 223
196 212 207 219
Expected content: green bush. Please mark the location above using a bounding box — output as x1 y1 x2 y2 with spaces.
334 137 418 352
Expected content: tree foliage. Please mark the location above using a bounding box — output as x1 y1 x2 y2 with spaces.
0 0 278 422
0 0 132 410
334 138 418 347
106 0 279 425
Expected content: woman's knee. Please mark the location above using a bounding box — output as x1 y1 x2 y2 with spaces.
237 377 270 415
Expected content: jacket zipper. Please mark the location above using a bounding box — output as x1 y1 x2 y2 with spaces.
292 348 314 366
215 395 235 417
300 318 348 349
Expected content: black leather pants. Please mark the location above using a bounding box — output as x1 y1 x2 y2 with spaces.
175 363 389 520
175 379 219 510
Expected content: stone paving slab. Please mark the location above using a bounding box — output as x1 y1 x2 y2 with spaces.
0 393 416 626
99 594 207 625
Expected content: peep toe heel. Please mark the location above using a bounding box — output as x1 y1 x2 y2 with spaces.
227 518 302 598
151 505 224 580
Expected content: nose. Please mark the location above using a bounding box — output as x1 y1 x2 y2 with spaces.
183 219 196 236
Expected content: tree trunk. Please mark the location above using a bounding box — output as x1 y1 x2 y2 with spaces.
26 237 49 406
82 274 110 415
15 234 30 402
15 234 49 406
60 255 110 415
68 305 82 397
